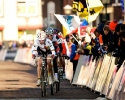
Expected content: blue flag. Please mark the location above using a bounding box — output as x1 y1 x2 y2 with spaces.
120 0 124 13
63 16 74 28
80 19 88 26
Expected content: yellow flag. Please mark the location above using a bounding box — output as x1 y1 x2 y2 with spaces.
62 26 67 37
72 0 103 23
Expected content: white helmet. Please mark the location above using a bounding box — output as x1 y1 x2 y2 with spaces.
37 31 46 40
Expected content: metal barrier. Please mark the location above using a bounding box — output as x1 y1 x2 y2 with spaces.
70 55 125 100
0 48 125 99
0 49 7 61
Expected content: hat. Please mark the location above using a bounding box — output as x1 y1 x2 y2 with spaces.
115 24 122 32
97 23 104 33
109 20 118 31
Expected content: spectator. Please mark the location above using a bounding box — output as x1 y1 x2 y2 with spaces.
70 33 80 82
114 23 122 49
12 41 18 50
109 20 118 33
102 25 114 52
116 32 125 72
22 41 27 48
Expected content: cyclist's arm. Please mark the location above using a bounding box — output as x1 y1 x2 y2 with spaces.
31 40 39 54
31 40 39 58
56 36 63 53
47 39 56 56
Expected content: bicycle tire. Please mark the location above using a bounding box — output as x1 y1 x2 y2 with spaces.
57 72 61 91
51 84 54 95
41 68 47 97
41 82 46 97
41 77 46 96
54 82 58 93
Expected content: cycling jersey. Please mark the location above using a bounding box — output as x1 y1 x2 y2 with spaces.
57 34 66 55
31 38 55 56
52 34 63 53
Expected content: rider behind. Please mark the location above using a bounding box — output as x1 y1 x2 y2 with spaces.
31 31 56 86
45 27 63 81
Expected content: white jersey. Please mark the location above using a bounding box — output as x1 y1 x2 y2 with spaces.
31 38 55 56
52 34 62 44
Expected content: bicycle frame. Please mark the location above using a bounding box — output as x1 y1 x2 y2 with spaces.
40 54 48 97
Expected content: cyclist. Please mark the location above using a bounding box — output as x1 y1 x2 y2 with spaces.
53 28 67 75
31 31 56 86
45 27 63 81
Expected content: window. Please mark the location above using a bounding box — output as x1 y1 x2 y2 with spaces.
99 13 110 22
28 5 36 14
17 0 38 16
17 2 26 15
0 0 3 17
47 1 56 27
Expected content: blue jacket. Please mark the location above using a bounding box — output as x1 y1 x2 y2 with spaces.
70 44 77 60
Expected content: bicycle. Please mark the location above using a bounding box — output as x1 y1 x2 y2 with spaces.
39 54 48 97
56 54 66 91
37 54 57 97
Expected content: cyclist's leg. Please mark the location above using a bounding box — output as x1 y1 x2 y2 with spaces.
59 57 63 67
62 57 65 71
62 57 66 78
47 55 52 76
53 56 58 81
36 57 42 86
47 54 55 83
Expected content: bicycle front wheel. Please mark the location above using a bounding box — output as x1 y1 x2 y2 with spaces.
41 82 46 97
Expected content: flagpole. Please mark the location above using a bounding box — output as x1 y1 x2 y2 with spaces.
76 12 81 39
86 0 90 24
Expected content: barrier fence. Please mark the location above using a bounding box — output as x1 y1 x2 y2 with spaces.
0 48 125 100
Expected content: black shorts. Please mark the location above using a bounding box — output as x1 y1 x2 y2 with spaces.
37 46 52 56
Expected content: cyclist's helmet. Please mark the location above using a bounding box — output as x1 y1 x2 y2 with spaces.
45 27 54 35
53 28 60 34
37 31 46 40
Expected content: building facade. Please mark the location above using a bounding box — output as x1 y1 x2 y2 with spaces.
0 0 42 42
42 0 63 31
42 0 123 32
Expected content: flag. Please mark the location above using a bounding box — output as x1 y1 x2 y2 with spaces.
62 26 67 37
72 0 103 23
54 14 80 34
80 19 89 26
70 26 96 38
120 0 124 13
